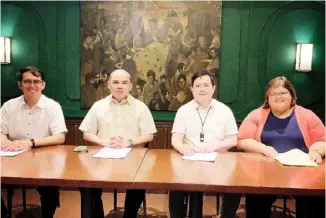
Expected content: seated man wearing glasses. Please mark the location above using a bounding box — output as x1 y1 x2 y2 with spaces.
1 66 67 218
169 70 241 218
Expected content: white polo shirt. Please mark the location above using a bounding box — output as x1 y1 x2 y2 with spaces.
1 95 67 140
79 95 157 140
172 99 238 148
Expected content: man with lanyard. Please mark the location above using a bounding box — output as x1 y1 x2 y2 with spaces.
79 69 157 218
1 66 67 218
169 70 241 218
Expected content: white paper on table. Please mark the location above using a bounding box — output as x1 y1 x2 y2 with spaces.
92 147 132 159
0 149 28 157
182 152 218 162
274 149 317 167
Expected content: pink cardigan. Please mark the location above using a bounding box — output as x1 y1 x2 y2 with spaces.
238 105 325 148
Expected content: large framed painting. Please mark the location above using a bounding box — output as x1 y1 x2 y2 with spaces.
80 1 222 110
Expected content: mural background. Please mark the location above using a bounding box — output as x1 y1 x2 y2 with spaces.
80 1 222 110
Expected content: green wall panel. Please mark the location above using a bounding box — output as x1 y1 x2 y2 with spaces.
1 3 41 98
267 9 324 106
1 1 325 122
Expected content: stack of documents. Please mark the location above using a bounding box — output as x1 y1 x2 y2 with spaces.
0 149 28 157
182 152 218 162
274 149 317 167
93 147 132 159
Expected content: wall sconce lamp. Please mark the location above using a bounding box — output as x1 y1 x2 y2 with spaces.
0 37 11 64
295 43 313 72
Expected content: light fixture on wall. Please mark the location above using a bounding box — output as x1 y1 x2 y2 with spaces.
0 36 11 64
295 43 313 72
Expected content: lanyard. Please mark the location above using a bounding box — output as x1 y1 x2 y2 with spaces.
196 106 211 142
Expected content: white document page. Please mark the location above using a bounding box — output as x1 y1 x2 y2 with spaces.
274 148 317 167
92 147 132 159
182 152 218 162
0 149 28 157
182 137 218 161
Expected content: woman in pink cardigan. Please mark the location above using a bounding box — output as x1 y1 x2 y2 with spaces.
238 76 325 218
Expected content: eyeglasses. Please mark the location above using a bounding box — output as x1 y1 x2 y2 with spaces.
22 80 43 85
269 91 289 97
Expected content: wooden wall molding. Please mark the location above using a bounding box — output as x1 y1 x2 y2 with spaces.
65 119 243 149
65 118 174 149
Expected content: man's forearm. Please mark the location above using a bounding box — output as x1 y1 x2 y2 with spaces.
1 133 12 146
171 136 184 153
238 139 268 154
34 133 65 147
132 134 154 148
215 135 237 152
83 132 107 147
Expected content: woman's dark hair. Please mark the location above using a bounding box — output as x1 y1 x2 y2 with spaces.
263 76 297 108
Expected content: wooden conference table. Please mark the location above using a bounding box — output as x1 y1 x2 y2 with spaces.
1 146 148 218
1 146 325 217
134 149 325 196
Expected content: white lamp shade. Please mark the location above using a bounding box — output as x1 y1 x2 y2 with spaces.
295 44 313 72
0 37 11 64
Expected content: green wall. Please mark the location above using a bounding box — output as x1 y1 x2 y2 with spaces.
1 1 325 122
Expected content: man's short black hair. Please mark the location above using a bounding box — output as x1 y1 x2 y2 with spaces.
18 66 44 82
191 70 216 87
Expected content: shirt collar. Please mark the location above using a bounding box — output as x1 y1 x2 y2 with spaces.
19 95 45 109
108 94 134 106
192 99 215 110
35 95 46 108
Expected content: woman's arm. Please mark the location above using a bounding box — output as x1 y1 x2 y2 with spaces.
238 139 278 157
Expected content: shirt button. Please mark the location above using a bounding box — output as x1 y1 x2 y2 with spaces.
28 134 30 136
29 113 31 115
28 124 30 125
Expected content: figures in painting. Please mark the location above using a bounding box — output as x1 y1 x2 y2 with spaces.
80 1 222 111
